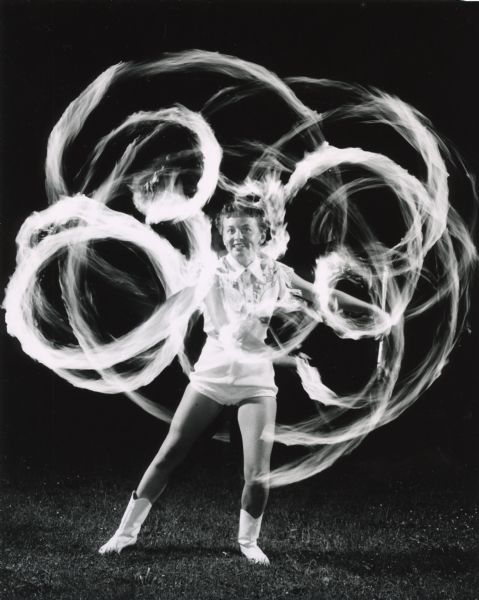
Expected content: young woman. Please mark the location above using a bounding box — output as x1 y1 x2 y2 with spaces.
99 201 321 564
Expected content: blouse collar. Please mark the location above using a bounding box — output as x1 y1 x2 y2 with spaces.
224 253 265 282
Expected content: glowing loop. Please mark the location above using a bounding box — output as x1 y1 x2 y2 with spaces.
4 195 215 393
3 51 476 487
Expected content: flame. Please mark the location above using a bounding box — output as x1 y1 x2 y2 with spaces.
3 51 477 487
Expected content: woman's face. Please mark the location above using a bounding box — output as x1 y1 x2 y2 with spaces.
221 215 265 266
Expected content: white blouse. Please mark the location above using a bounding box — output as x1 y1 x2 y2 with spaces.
202 253 295 350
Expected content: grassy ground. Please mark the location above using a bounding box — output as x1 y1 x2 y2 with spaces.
1 455 478 600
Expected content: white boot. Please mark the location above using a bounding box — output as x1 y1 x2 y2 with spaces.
238 509 270 565
99 492 152 555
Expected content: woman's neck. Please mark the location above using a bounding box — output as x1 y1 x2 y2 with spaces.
228 252 257 268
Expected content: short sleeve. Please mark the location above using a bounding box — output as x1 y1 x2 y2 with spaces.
276 261 294 287
275 261 295 302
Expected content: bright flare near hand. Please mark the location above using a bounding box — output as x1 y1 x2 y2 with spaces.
4 51 477 486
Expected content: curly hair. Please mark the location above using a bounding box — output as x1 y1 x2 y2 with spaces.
215 199 269 238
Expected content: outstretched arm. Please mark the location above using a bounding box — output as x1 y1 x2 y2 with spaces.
289 272 322 310
290 272 382 318
274 271 388 368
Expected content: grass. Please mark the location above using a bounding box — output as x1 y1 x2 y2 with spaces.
1 454 478 600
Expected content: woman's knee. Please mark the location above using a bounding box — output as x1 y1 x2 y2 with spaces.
154 430 190 469
243 467 270 489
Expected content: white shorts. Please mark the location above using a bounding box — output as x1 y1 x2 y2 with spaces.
189 337 277 406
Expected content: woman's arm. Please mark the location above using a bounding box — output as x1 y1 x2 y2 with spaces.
290 272 320 306
290 271 379 317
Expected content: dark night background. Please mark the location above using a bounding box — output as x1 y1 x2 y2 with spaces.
1 1 478 491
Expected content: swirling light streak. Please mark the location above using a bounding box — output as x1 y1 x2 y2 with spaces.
4 51 476 487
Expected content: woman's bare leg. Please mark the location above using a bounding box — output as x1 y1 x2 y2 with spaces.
99 385 223 554
136 384 223 503
237 396 277 518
